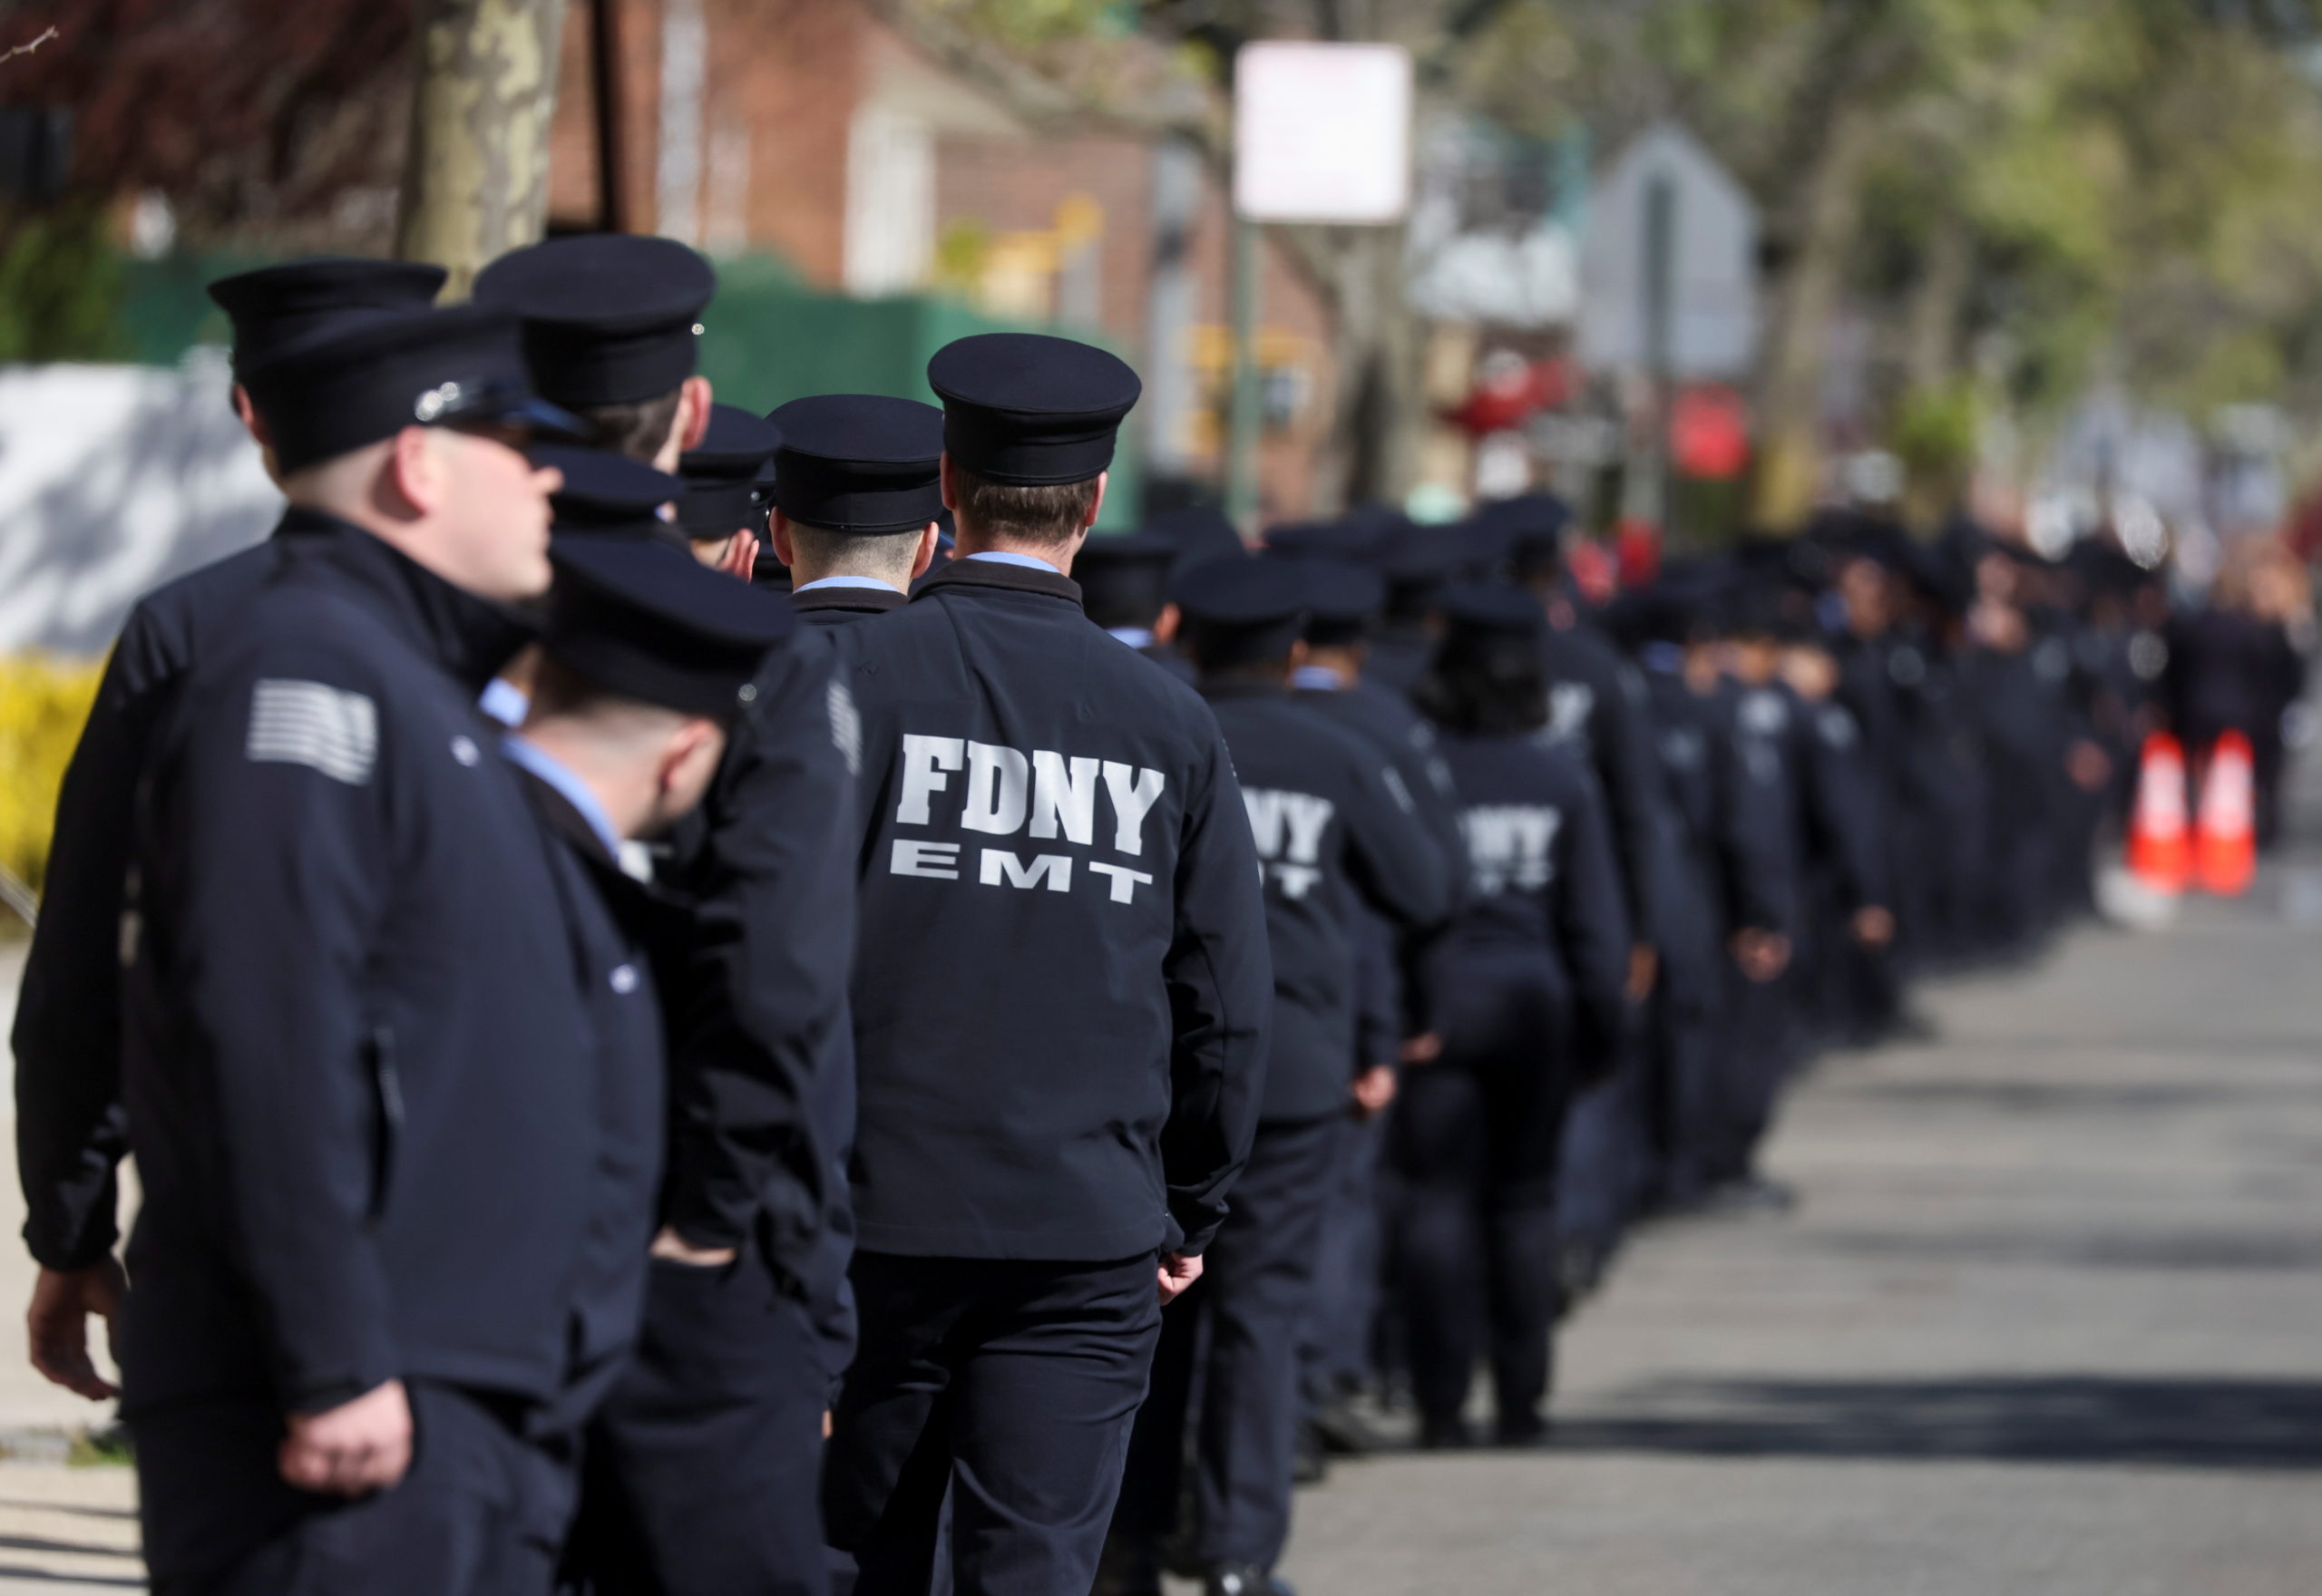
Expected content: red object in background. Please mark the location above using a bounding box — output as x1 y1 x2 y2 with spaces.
1671 384 1751 480
1566 539 1617 607
1443 356 1574 437
2125 733 2190 893
2194 731 2257 896
1615 518 1662 589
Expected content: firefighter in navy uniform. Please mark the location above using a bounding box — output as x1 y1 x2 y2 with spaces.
1107 559 1452 1596
116 305 642 1594
1392 586 1635 1449
14 259 452 1400
766 393 947 627
1077 529 1195 683
675 402 782 572
819 332 1273 1596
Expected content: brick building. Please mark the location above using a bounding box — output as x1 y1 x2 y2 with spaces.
542 0 1336 520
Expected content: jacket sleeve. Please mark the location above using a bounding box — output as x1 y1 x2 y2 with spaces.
1340 744 1457 934
656 636 854 1279
1158 729 1272 1256
15 605 182 1271
151 657 399 1412
1590 660 1674 947
1807 706 1889 913
1551 762 1635 1075
1714 718 1798 938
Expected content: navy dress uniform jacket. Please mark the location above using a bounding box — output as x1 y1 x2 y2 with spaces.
1539 619 1672 948
15 529 302 1273
830 558 1273 1260
1203 681 1452 1122
119 520 614 1416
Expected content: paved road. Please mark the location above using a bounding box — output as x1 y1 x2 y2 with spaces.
4 830 2322 1590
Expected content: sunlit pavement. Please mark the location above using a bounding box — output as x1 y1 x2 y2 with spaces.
1277 823 2322 1593
6 822 2322 1590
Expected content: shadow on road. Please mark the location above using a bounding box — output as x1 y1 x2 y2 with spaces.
1810 1228 2322 1271
1557 1377 2322 1470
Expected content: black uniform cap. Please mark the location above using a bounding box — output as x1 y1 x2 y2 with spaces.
1174 554 1307 668
1263 520 1375 564
209 258 448 378
543 534 796 719
1375 529 1467 621
927 333 1140 486
473 235 716 409
1299 560 1387 647
1143 504 1246 579
678 404 782 537
1439 582 1546 640
240 303 585 477
767 394 944 533
536 446 685 541
1471 491 1568 579
1077 530 1179 629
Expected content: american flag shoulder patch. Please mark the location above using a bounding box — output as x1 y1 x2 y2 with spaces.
245 678 379 785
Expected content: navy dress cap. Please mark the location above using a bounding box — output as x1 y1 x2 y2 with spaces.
927 333 1141 486
544 535 797 718
1076 531 1179 628
1439 582 1546 638
473 235 716 408
1378 528 1468 586
1299 560 1387 647
535 446 684 538
767 394 944 534
240 303 585 477
678 404 782 536
1141 503 1245 579
1174 554 1306 668
208 258 446 376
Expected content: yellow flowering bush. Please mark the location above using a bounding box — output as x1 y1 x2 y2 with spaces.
0 654 103 895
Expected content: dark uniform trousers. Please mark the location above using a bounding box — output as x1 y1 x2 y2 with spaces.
565 1250 828 1596
1116 1114 1342 1569
139 1383 575 1596
824 1253 1162 1596
1299 1109 1385 1410
1390 959 1575 1431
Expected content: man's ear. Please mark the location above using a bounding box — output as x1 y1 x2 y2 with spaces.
1154 602 1180 645
939 453 960 514
678 375 714 453
385 427 442 518
769 512 799 570
911 523 941 580
231 384 270 448
1287 638 1312 672
1082 470 1107 530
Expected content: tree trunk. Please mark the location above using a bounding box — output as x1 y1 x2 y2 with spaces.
395 0 571 297
1903 208 1973 393
1313 223 1424 513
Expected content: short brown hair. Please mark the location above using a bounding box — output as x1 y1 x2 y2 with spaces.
951 466 1101 549
579 389 684 464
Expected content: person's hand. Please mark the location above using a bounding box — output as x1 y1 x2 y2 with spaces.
718 532 761 582
650 1227 738 1268
2066 738 2112 793
279 1379 412 1497
1399 1033 1442 1066
1351 1065 1397 1118
27 1259 126 1400
1626 944 1661 1002
1157 1252 1204 1305
1731 929 1791 982
1851 905 1896 948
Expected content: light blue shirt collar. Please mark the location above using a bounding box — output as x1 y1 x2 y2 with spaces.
502 735 625 860
478 677 530 729
795 573 902 593
964 550 1061 574
1108 626 1156 650
1292 664 1347 691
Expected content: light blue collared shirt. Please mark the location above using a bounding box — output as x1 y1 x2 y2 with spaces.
1108 627 1156 650
478 677 531 729
964 550 1061 574
1292 664 1347 692
795 574 902 594
502 734 625 860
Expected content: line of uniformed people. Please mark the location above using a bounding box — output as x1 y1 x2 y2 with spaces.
9 228 2171 1596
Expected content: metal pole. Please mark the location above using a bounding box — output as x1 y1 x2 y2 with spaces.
590 0 629 233
1225 214 1263 530
1642 172 1674 538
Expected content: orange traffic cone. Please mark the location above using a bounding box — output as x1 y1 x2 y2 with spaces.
2126 732 2190 893
2195 730 2257 896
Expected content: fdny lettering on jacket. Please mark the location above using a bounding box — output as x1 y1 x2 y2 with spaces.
888 733 1166 903
1460 803 1563 895
1240 787 1336 900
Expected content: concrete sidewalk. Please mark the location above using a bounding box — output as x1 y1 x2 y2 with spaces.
1278 871 2322 1595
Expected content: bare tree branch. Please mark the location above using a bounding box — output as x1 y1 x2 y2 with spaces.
2 25 60 64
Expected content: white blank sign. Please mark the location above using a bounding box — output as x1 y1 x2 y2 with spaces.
1234 44 1412 224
